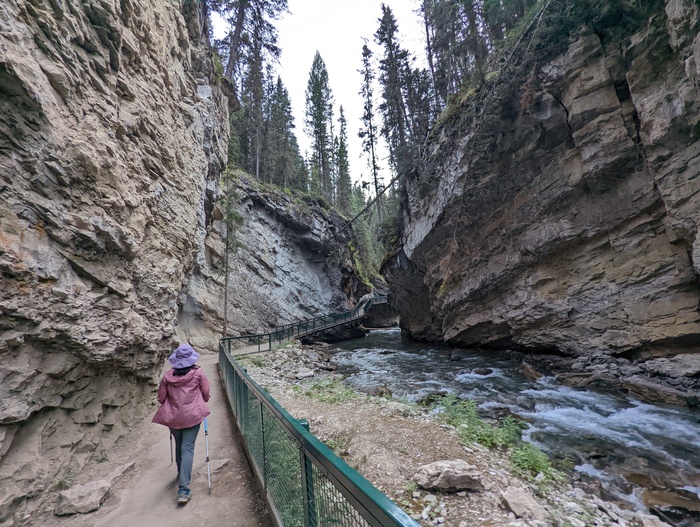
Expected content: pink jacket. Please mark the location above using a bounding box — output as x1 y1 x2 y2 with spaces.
152 366 211 429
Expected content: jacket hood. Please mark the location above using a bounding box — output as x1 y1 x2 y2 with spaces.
164 367 199 386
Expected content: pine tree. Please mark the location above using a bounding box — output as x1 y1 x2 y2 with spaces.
212 0 287 81
336 107 352 216
358 43 383 221
374 4 411 176
304 51 334 200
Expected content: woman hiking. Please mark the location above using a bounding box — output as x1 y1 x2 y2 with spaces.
153 343 211 504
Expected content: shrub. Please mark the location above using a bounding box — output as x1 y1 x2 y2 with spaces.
436 395 526 449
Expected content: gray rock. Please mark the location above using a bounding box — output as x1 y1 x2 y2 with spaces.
53 461 134 516
198 458 231 476
633 513 673 527
55 479 112 516
413 460 484 492
501 487 548 521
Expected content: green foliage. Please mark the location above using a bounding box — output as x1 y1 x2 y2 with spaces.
294 378 357 404
324 433 352 457
55 472 75 490
511 443 566 487
211 48 224 79
250 357 264 367
436 395 525 449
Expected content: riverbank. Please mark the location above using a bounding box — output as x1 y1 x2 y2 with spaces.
240 342 678 527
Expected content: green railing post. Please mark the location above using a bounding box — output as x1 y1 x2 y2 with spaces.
299 419 316 527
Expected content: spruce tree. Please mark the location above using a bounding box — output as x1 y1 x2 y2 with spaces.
212 0 287 81
304 51 334 200
336 107 352 216
374 4 411 176
358 43 383 221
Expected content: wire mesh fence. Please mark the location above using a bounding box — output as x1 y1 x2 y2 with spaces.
219 343 419 527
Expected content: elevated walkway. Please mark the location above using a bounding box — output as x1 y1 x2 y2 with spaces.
221 295 388 355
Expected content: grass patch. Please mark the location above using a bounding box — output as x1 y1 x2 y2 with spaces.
325 433 352 457
436 394 526 449
294 378 356 404
55 472 75 490
511 443 566 488
250 357 264 367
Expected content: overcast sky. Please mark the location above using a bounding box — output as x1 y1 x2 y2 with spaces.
212 0 425 187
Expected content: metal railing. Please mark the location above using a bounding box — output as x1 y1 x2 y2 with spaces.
218 343 420 527
221 296 388 354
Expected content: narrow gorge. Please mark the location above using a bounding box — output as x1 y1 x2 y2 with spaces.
386 0 700 407
1 0 699 525
0 0 360 522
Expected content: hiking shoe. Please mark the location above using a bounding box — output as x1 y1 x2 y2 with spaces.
177 492 191 505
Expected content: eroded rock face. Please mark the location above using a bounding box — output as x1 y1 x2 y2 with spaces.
0 0 228 522
387 1 700 380
177 176 366 352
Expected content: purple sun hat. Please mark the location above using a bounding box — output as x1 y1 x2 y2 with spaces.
168 343 200 369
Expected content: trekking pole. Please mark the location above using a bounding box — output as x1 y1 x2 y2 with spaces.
204 418 211 494
169 432 173 465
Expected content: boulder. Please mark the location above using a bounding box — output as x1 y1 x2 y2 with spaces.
501 486 548 521
520 363 543 381
54 462 134 516
413 460 484 492
55 480 112 516
632 513 673 527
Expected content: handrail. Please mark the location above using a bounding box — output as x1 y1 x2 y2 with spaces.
218 342 420 527
222 295 388 355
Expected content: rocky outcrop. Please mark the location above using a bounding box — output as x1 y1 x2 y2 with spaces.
0 0 228 523
386 1 700 384
177 175 366 352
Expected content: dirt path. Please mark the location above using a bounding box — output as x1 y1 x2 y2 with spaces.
42 352 271 527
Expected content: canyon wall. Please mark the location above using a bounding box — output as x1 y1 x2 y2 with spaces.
178 174 365 353
386 0 700 389
0 0 229 522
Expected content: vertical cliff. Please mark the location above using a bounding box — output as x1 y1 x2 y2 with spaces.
386 0 700 385
0 0 228 521
178 174 367 352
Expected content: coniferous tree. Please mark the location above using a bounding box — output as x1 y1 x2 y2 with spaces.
304 51 334 200
374 4 411 176
336 107 352 216
358 43 383 221
212 0 287 81
266 77 307 190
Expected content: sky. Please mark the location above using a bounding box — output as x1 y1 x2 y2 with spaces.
211 0 426 187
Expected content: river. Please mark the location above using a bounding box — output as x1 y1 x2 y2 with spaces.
330 329 700 522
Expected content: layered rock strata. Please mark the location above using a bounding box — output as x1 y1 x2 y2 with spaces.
386 0 700 390
178 175 367 352
0 0 228 522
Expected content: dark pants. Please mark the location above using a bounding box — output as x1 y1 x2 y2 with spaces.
170 423 200 495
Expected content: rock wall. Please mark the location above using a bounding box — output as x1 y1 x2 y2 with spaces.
386 0 700 383
178 175 367 353
0 0 228 522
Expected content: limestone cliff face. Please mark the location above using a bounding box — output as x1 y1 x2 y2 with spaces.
178 175 367 353
0 0 228 521
387 0 700 379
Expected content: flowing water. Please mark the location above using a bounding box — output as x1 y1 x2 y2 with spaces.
331 330 700 517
